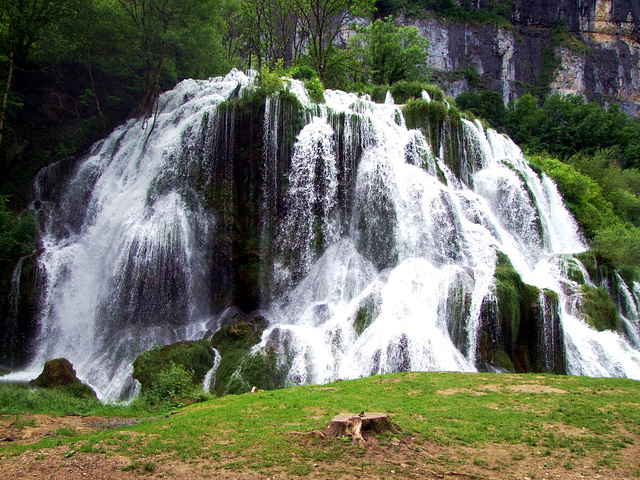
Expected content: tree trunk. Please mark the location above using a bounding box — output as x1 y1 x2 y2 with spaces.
0 0 19 146
323 412 401 446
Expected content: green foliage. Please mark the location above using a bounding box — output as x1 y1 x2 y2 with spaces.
132 340 215 395
303 77 325 103
529 154 640 270
390 80 443 104
349 16 430 86
455 90 506 128
550 24 589 53
403 98 447 129
527 155 617 239
592 224 640 267
580 285 621 332
210 318 270 395
256 65 285 96
360 84 391 103
0 196 36 267
506 94 640 169
142 363 205 409
287 65 317 81
494 252 540 345
227 351 284 394
568 150 640 226
392 0 515 26
296 0 376 84
0 382 147 416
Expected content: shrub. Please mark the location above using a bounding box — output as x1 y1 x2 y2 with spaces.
287 65 317 81
304 77 325 103
143 363 204 408
132 340 215 393
256 65 284 96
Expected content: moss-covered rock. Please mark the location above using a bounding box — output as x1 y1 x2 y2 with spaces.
445 280 473 357
209 315 273 396
478 252 565 374
132 339 215 393
30 358 97 399
580 285 621 332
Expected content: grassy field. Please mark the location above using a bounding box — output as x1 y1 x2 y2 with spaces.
1 372 640 479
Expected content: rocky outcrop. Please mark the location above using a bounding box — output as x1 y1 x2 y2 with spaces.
30 358 97 399
406 0 640 115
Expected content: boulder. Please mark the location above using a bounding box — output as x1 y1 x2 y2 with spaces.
30 358 97 399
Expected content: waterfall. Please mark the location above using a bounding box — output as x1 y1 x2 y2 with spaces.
4 69 640 398
2 258 24 362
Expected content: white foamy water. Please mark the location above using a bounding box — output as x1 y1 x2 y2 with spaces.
5 72 640 398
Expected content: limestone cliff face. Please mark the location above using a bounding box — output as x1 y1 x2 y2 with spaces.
407 0 640 115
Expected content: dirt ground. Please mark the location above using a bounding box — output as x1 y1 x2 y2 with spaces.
1 413 639 480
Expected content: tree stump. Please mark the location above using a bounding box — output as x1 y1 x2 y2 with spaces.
322 412 401 446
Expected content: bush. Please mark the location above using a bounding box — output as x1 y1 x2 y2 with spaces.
403 98 448 129
304 77 325 103
132 340 215 394
256 65 284 96
527 154 617 239
390 81 443 104
287 65 317 81
142 363 205 408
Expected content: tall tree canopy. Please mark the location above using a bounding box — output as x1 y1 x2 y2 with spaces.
349 16 429 85
293 0 375 83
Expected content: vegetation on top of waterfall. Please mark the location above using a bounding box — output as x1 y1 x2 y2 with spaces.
2 372 639 478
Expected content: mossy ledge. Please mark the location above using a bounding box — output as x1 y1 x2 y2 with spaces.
209 315 281 396
478 252 565 374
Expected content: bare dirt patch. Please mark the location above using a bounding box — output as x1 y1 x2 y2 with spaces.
375 378 401 383
476 384 502 393
437 388 487 396
507 384 567 394
0 414 140 446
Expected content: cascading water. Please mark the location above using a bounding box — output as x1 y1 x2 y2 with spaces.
4 69 640 399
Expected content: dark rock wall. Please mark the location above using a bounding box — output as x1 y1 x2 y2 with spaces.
408 0 640 115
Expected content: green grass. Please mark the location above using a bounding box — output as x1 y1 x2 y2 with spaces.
1 372 639 474
0 382 146 416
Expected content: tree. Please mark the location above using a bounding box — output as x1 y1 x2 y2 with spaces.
349 16 429 85
239 0 301 68
107 0 228 116
455 90 506 128
0 0 60 145
293 0 375 84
